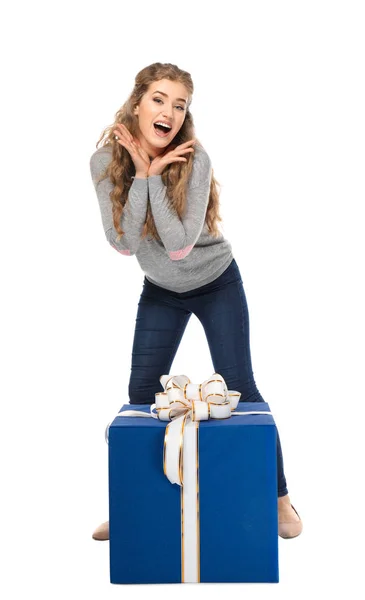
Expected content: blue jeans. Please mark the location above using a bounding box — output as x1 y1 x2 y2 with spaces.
128 258 288 497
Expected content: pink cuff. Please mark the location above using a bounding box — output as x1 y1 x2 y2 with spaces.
169 244 193 260
112 245 131 256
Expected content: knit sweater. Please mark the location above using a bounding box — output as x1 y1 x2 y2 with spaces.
89 143 234 293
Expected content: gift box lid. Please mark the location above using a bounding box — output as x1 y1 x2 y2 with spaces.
110 401 275 429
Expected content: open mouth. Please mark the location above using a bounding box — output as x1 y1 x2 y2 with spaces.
153 123 172 137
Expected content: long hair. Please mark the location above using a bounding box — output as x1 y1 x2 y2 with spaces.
94 62 223 243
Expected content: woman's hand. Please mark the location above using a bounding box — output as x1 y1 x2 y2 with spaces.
113 124 150 176
148 139 196 177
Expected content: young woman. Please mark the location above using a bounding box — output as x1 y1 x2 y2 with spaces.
89 62 302 541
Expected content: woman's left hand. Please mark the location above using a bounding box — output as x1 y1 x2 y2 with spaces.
148 139 196 177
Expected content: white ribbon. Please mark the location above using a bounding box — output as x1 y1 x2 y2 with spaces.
106 372 272 583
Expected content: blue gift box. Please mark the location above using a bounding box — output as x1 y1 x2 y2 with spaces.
108 401 279 584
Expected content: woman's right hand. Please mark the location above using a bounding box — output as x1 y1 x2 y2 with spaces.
113 123 150 176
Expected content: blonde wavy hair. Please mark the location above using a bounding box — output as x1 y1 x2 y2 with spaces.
94 62 223 243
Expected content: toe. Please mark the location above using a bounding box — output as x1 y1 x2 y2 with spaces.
92 520 109 541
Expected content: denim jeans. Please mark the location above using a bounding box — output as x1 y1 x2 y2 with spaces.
128 258 288 497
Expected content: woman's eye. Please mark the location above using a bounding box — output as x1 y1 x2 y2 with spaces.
153 98 184 111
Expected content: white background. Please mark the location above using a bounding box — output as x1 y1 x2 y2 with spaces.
1 0 364 598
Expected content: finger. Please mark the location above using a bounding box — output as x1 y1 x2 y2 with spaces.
166 147 195 158
164 157 188 164
132 139 144 150
114 134 147 166
116 123 132 137
166 140 193 152
114 135 135 156
113 128 129 144
113 128 134 152
175 139 196 149
164 145 194 155
126 133 142 149
113 134 129 148
115 124 134 144
178 148 195 154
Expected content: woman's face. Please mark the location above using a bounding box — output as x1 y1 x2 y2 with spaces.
133 78 189 158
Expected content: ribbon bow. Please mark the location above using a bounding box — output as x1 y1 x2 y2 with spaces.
151 372 241 422
106 372 270 486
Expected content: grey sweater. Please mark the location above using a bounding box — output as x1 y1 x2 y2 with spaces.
89 144 234 293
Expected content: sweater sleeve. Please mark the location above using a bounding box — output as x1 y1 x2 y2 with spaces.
147 148 213 260
89 150 148 256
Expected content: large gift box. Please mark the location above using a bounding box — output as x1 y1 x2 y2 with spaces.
107 373 279 584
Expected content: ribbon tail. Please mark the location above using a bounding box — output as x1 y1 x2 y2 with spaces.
181 416 200 583
164 413 188 485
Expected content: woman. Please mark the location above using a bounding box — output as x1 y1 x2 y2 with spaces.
89 62 303 541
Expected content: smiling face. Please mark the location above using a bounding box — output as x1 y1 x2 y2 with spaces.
133 79 190 159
